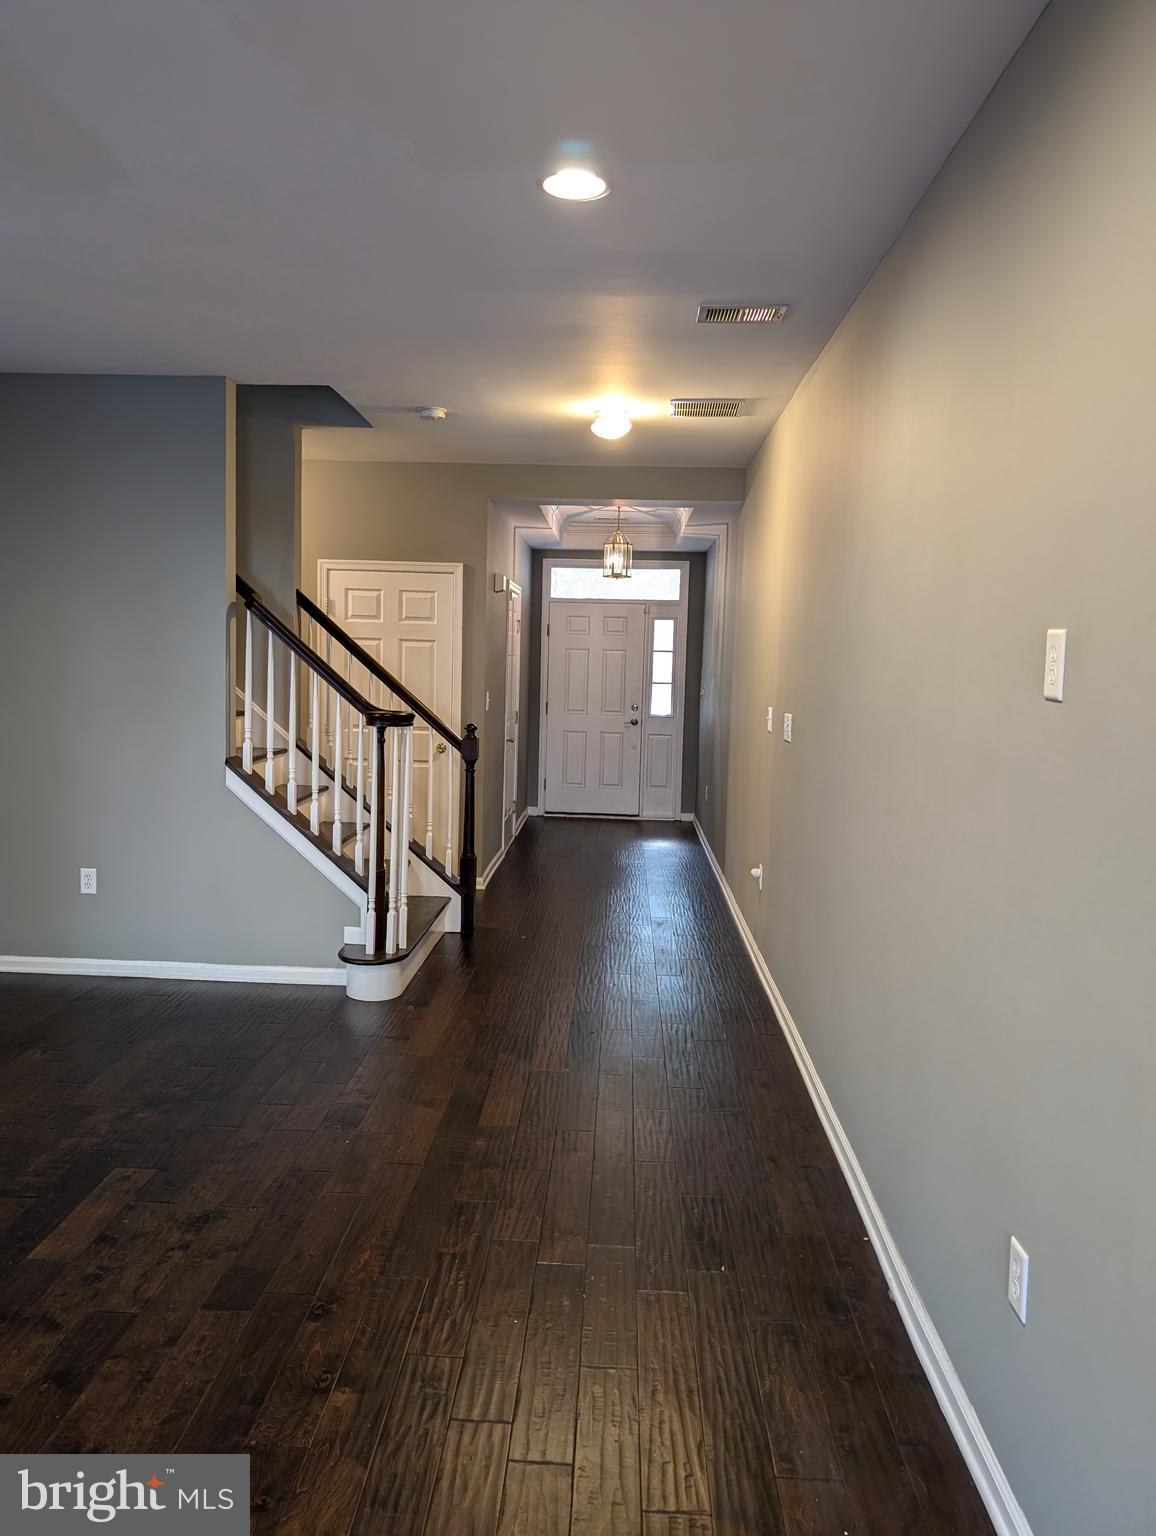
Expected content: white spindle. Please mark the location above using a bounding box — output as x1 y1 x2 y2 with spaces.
386 726 402 955
445 743 455 873
325 633 334 761
310 670 321 835
287 651 298 814
264 628 276 793
354 714 365 875
424 729 434 859
242 609 254 773
366 724 379 952
397 724 413 950
331 693 343 856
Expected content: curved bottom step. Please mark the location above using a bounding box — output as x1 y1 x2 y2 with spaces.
341 922 445 1001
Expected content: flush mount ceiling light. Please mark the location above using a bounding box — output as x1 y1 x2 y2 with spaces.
542 167 609 202
603 506 633 579
590 404 631 440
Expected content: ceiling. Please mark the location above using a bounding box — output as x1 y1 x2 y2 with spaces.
1 0 1047 466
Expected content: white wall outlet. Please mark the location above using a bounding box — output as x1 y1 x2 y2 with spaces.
1008 1235 1030 1324
750 863 764 891
80 868 97 895
766 706 774 733
1043 628 1067 702
782 712 793 743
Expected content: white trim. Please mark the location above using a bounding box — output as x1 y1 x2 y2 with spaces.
225 765 367 909
525 805 542 817
540 557 690 819
0 955 344 987
476 805 531 890
691 817 1034 1536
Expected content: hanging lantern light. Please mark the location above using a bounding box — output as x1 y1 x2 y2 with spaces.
603 505 633 579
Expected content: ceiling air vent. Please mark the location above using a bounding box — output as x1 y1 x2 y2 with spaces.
669 398 745 419
696 303 788 325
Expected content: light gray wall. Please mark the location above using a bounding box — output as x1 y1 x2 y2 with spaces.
302 461 745 868
0 375 354 967
713 3 1156 1532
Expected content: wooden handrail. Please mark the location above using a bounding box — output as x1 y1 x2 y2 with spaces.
236 577 413 729
296 588 465 753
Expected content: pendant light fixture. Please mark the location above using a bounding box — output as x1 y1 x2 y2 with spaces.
603 504 633 579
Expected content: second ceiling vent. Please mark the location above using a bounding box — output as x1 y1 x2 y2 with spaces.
696 303 788 324
669 398 746 419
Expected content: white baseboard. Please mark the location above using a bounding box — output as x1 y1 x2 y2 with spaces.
525 805 542 817
0 955 345 987
691 818 1033 1536
477 806 531 890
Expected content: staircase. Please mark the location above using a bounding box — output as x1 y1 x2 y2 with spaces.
226 577 478 1000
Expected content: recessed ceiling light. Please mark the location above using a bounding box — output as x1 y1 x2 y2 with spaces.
591 406 631 440
542 167 609 202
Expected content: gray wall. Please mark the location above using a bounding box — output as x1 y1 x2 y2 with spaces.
302 461 745 868
0 375 354 967
712 2 1156 1531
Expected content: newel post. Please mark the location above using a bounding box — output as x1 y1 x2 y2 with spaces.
460 723 479 934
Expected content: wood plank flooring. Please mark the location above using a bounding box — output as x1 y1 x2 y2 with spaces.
0 818 994 1534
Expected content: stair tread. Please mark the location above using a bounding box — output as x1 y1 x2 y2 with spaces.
339 896 450 966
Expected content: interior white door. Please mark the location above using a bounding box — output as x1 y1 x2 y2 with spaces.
320 562 460 864
544 601 645 815
502 584 522 847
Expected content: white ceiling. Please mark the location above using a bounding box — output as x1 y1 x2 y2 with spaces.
1 0 1046 466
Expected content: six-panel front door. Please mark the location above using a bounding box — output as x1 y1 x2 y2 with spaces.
544 601 645 815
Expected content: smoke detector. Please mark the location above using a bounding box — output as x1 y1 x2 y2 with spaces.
417 405 448 422
696 303 789 324
669 398 746 419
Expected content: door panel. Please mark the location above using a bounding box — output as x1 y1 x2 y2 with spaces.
321 563 460 865
544 602 645 815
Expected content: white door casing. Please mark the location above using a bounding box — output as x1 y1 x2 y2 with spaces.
318 560 462 865
540 558 689 820
503 583 522 848
544 601 646 815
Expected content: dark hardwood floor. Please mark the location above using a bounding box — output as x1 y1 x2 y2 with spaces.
0 818 993 1534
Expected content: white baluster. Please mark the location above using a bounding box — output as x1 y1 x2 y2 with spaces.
242 609 254 773
325 633 334 761
397 724 413 950
265 628 276 793
310 670 321 835
331 693 343 856
354 713 365 875
424 728 434 859
445 744 455 873
365 724 379 952
287 649 298 815
386 726 402 955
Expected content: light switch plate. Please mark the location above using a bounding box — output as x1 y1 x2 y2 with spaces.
782 713 793 743
766 706 774 733
1044 629 1067 702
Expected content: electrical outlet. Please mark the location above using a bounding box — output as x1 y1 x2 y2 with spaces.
782 712 793 743
766 706 774 733
80 868 97 895
703 783 709 802
1008 1236 1029 1324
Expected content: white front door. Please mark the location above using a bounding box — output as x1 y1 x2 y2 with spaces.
544 601 645 815
319 561 461 864
503 584 522 847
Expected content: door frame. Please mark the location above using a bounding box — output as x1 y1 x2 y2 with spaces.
502 580 522 850
539 556 690 820
316 559 464 733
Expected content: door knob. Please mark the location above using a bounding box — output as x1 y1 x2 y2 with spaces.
435 741 447 755
627 718 640 727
